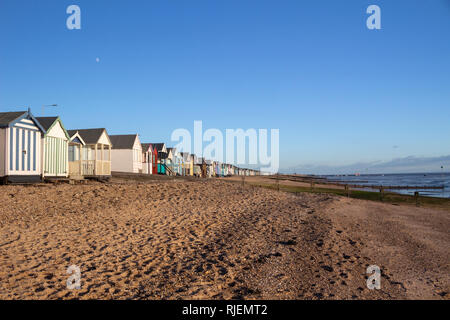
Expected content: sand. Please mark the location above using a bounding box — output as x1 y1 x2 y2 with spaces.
0 178 448 299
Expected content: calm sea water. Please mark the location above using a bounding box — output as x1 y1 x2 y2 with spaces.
322 173 450 198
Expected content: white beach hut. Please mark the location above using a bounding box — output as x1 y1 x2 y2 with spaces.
141 143 153 175
0 110 45 183
109 134 143 173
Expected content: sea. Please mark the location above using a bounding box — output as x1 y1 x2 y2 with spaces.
321 173 450 199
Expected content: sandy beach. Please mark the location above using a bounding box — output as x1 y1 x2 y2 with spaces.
0 177 448 299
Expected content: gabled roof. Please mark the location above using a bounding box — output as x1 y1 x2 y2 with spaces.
0 111 45 132
180 152 190 161
0 111 26 127
150 143 166 152
168 148 182 158
68 128 108 145
67 130 78 137
158 152 168 159
67 130 86 145
35 117 58 131
35 116 70 139
109 134 139 150
141 143 154 152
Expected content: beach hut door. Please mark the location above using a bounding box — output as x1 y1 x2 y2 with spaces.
44 137 68 177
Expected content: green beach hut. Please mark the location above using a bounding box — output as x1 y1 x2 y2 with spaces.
36 117 70 179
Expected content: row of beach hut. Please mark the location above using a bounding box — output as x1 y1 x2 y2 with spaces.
0 110 259 183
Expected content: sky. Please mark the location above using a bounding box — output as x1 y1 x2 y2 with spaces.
0 0 449 174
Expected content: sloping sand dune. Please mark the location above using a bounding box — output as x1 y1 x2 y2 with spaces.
0 179 448 299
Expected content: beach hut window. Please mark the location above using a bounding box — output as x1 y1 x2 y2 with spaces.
102 147 108 161
84 147 93 160
69 145 79 161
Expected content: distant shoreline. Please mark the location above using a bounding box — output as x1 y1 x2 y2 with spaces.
225 175 450 202
321 172 450 177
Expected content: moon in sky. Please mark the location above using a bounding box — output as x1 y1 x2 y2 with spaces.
96 57 100 63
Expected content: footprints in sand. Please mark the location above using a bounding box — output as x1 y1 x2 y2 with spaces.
0 180 416 300
321 265 334 272
277 239 297 246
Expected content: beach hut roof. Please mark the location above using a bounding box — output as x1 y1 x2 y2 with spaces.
109 134 139 149
67 130 86 145
68 128 110 145
141 143 153 152
158 152 168 159
0 111 27 127
36 116 70 140
180 152 191 161
168 147 180 157
35 117 58 131
67 130 77 136
150 143 166 152
0 111 45 132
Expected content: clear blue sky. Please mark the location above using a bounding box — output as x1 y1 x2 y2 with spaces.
1 0 449 173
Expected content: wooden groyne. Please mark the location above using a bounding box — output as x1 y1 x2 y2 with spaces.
269 175 445 191
335 184 444 190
